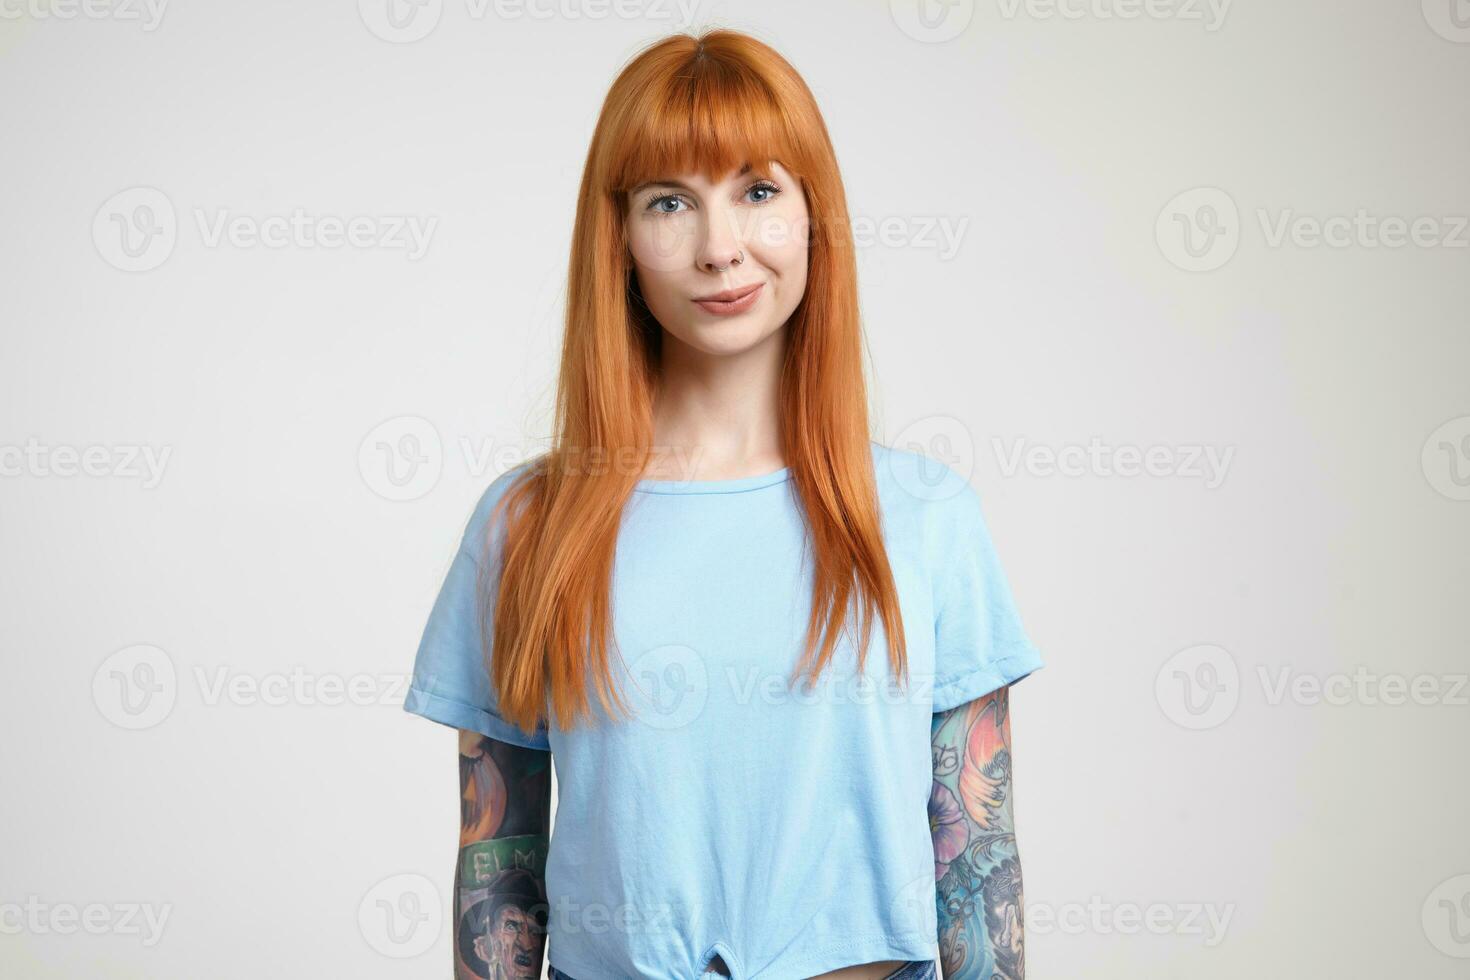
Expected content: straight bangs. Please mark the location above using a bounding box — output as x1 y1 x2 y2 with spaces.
603 59 815 200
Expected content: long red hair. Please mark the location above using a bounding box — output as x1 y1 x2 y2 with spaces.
482 28 907 736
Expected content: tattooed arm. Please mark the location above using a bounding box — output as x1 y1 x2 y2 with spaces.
453 729 552 980
930 687 1025 980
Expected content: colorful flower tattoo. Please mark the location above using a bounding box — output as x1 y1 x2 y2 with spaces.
929 688 1026 980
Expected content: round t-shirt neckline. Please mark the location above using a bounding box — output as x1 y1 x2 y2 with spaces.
634 464 792 495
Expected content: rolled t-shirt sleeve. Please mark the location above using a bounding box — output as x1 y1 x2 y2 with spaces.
930 483 1045 713
403 474 551 751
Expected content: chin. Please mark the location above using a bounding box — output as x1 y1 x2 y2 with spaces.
686 332 773 357
672 320 784 357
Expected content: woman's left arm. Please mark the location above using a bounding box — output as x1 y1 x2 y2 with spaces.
929 685 1026 980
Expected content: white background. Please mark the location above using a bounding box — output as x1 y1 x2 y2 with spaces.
2 0 1468 977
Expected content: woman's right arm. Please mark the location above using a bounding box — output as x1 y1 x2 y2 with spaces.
453 728 552 980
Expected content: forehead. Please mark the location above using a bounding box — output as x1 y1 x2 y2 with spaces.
494 903 532 925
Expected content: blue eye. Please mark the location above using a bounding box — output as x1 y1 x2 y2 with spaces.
646 194 688 214
642 179 782 215
746 180 781 204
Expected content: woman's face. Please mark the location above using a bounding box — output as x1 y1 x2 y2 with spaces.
624 160 810 358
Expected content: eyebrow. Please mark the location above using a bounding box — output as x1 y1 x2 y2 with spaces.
629 162 754 199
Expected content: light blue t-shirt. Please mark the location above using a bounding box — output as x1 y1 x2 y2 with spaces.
404 441 1044 980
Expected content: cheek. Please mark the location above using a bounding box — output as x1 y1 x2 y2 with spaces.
752 206 811 279
628 217 696 276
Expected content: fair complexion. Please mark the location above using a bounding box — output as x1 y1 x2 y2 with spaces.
625 161 907 980
624 160 808 484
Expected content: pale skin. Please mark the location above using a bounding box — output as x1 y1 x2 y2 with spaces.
625 160 806 484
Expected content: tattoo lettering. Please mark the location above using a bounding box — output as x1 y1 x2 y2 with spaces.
454 730 552 980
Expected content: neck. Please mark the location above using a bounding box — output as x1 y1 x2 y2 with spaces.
648 327 786 481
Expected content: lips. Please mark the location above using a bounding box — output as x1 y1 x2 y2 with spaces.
694 283 762 303
692 281 765 316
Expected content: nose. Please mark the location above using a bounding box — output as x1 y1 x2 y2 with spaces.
695 204 745 273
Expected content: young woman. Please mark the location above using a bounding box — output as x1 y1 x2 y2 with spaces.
404 29 1044 980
